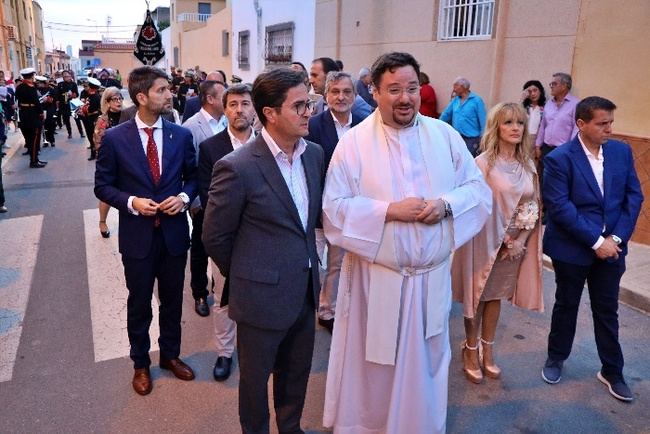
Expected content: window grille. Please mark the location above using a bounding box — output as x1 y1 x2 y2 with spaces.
238 31 250 69
438 0 495 40
264 22 294 65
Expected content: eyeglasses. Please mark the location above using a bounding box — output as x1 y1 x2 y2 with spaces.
384 85 420 96
109 96 124 102
549 82 562 88
288 99 316 116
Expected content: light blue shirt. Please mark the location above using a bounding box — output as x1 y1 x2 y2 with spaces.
439 91 487 138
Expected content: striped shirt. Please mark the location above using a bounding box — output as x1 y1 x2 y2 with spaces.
261 128 309 231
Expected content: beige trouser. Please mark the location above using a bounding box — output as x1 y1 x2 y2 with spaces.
318 243 345 321
209 259 237 357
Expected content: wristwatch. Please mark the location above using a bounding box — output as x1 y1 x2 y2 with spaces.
611 234 622 245
178 193 190 212
443 200 453 219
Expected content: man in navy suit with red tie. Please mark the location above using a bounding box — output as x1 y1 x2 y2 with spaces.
541 96 643 402
95 66 198 396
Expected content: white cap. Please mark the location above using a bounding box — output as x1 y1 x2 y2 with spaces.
20 67 36 76
87 77 102 88
35 75 47 82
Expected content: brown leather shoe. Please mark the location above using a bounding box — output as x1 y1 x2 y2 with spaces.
160 358 195 381
132 368 153 395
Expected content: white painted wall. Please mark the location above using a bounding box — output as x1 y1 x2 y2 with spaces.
160 27 172 71
232 0 315 83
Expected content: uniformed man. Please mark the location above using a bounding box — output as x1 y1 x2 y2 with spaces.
57 70 84 139
81 77 102 160
15 68 46 168
37 76 58 148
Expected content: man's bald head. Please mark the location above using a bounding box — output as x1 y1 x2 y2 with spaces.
207 70 227 84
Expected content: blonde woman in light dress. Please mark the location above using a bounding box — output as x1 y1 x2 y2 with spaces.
451 102 544 384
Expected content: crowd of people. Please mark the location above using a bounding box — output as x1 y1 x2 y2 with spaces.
1 48 643 433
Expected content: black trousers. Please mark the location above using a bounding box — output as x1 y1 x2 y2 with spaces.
236 284 315 434
82 116 97 157
44 118 56 144
548 258 626 380
190 209 209 300
461 135 481 157
121 229 188 369
61 108 85 136
20 124 41 164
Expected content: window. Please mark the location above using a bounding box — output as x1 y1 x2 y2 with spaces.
264 22 294 65
198 2 211 21
438 0 495 41
222 30 229 57
238 31 250 69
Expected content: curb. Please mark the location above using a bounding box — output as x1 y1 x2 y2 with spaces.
542 255 650 314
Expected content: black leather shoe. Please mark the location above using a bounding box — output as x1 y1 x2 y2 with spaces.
22 150 30 155
88 155 96 161
38 160 47 165
318 317 334 334
213 356 233 381
43 142 50 148
29 161 46 168
195 298 210 317
80 133 86 138
67 134 72 139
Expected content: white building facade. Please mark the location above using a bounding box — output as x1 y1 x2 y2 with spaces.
231 0 315 83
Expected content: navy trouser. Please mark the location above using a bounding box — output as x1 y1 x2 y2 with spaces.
548 258 626 380
122 228 188 369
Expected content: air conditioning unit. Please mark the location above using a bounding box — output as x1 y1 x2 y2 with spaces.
6 25 17 40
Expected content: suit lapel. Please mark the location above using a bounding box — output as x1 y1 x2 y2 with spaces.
128 119 155 185
602 140 613 205
301 144 320 231
322 112 339 157
253 136 305 231
571 138 603 203
161 120 174 181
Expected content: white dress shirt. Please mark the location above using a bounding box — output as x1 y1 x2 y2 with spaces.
330 111 353 139
127 113 188 214
227 126 255 150
261 128 309 231
579 133 606 249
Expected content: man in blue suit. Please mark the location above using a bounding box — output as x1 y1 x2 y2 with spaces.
541 96 643 402
306 71 361 333
95 66 198 396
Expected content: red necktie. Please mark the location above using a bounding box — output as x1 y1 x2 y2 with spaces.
143 127 161 227
143 127 161 184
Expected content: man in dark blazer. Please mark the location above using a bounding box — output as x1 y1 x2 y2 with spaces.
198 83 256 381
202 68 324 434
95 66 198 396
541 96 643 402
305 71 361 334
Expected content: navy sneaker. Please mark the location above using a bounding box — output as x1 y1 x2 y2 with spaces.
597 371 634 402
542 358 563 384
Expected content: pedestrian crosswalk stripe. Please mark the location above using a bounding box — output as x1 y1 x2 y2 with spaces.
83 208 160 363
0 215 43 383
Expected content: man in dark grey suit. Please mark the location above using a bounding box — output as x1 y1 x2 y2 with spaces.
202 68 324 434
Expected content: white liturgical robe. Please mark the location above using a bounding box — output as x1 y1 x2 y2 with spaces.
322 111 491 434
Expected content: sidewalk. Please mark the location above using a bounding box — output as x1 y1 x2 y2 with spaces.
543 241 650 314
1 127 25 169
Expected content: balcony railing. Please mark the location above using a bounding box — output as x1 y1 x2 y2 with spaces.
177 13 212 23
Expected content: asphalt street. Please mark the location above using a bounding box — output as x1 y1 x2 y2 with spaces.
0 127 649 434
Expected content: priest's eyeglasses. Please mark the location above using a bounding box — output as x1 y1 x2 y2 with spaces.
385 86 420 96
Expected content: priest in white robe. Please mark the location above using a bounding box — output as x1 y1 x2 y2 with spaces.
322 52 491 434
